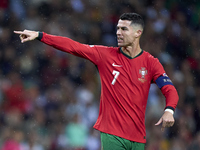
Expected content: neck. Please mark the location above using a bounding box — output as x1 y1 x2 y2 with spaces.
121 44 141 58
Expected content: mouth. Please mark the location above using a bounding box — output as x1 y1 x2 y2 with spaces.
117 37 123 43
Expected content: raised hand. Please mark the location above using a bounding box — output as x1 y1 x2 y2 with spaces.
14 30 39 43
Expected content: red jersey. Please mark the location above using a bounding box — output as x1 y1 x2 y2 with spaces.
40 33 178 143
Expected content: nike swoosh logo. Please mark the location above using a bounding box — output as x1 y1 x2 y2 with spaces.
112 63 123 67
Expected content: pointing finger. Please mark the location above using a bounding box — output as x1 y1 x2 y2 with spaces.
14 31 24 34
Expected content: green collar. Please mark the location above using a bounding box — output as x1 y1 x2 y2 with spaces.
120 48 143 59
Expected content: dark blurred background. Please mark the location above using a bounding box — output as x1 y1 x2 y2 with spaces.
0 0 200 149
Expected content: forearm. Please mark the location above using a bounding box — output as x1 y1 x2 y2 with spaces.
161 85 179 112
38 32 85 55
37 32 99 64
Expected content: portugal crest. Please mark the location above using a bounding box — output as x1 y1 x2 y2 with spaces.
138 67 148 83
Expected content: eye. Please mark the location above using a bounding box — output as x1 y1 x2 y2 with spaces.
116 27 128 31
122 27 128 30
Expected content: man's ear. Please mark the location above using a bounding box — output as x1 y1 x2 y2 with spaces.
135 29 142 38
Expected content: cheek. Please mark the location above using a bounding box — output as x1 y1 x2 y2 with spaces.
126 34 134 41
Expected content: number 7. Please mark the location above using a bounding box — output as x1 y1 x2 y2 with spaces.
112 70 120 85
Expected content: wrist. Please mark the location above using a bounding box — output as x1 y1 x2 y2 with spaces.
36 31 43 40
165 109 174 115
36 31 39 38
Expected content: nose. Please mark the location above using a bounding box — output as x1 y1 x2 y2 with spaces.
116 29 121 35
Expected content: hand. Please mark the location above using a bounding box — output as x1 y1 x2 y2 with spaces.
14 30 39 43
155 111 175 132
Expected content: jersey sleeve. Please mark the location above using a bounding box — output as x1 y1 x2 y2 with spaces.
150 57 179 111
150 58 165 83
39 32 101 65
161 85 179 111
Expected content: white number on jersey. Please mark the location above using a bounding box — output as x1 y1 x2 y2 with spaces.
112 70 120 85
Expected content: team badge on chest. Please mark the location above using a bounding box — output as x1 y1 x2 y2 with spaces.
138 67 148 83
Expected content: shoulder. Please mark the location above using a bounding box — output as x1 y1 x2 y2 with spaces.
142 51 155 59
142 50 159 62
142 51 162 71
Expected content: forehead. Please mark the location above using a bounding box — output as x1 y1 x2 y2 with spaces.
117 19 132 27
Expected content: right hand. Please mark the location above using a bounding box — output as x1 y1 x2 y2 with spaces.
14 30 39 43
155 111 175 132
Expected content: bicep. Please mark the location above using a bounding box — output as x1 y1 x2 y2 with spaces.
151 59 166 83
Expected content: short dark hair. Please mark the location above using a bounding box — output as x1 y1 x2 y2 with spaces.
119 13 144 29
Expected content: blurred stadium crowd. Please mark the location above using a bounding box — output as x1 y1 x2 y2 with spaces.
0 0 200 149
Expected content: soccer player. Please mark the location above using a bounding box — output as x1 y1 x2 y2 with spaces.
14 13 179 150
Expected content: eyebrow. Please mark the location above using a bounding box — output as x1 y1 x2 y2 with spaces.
117 26 128 30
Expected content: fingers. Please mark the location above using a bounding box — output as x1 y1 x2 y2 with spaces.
155 118 162 126
14 31 25 35
163 120 174 127
21 37 31 43
14 30 30 37
155 118 165 132
161 120 166 132
19 34 23 41
14 29 31 34
18 34 28 43
14 30 29 43
14 30 37 43
155 114 175 132
161 120 175 132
